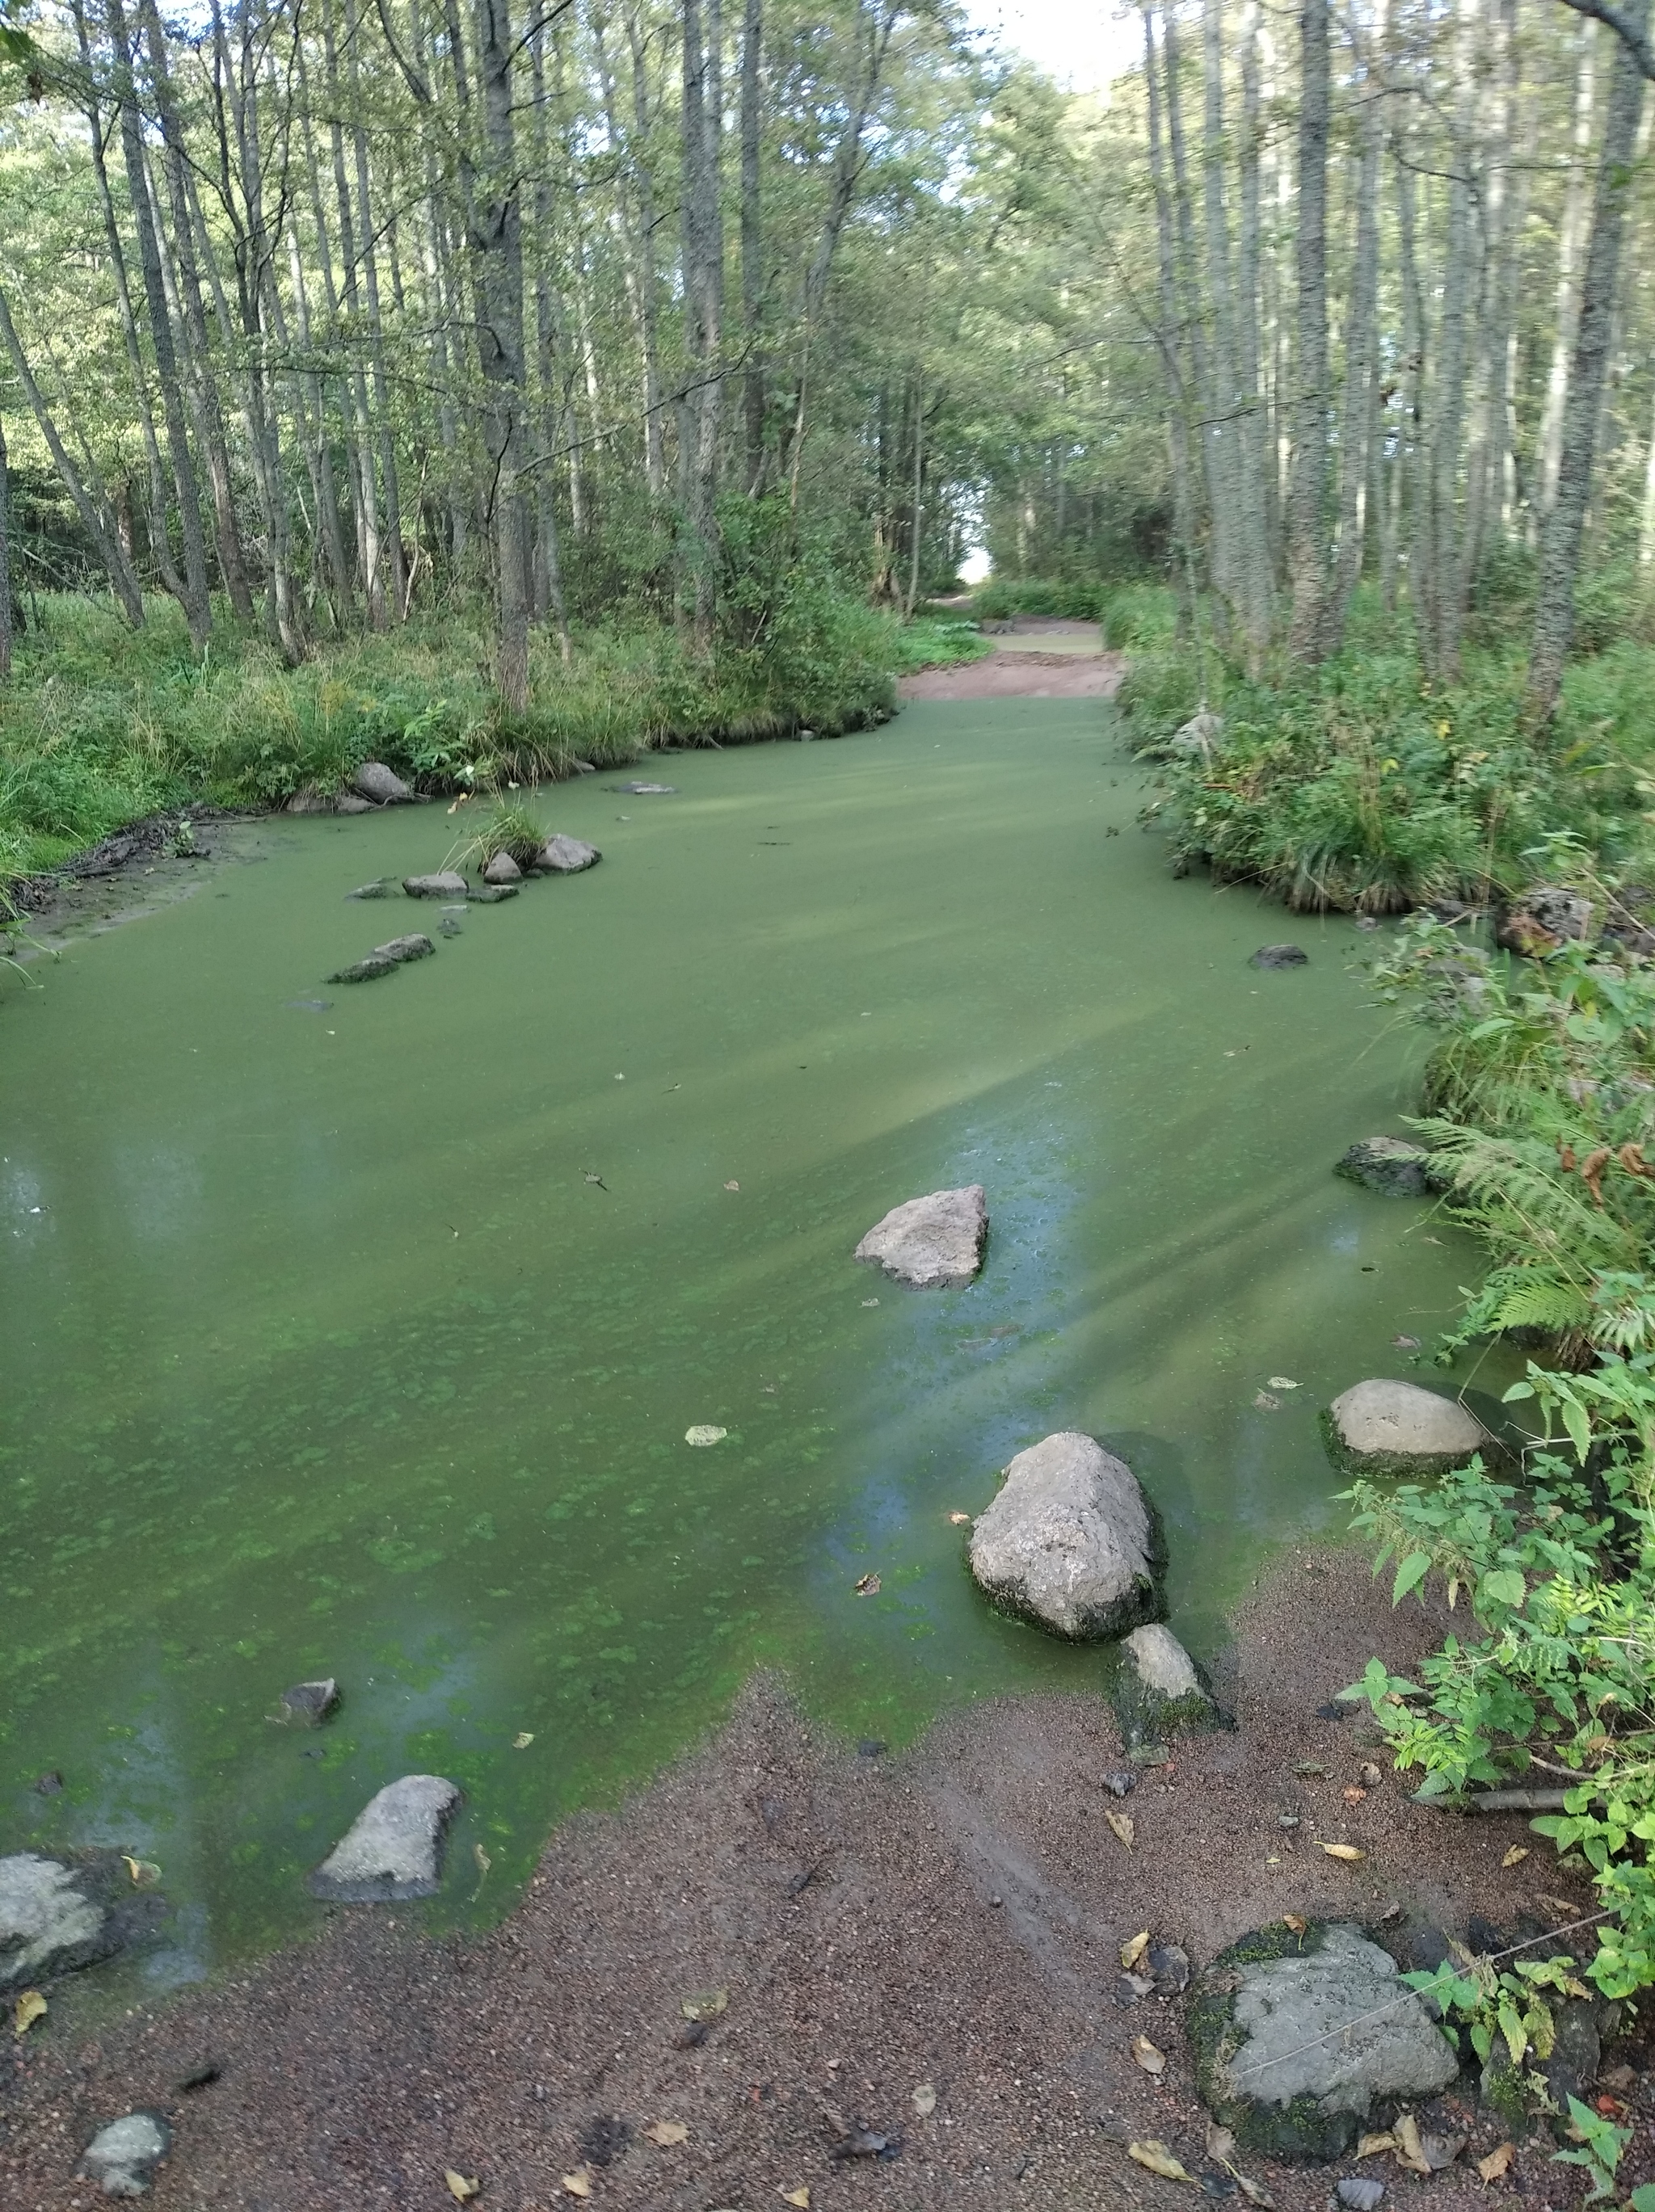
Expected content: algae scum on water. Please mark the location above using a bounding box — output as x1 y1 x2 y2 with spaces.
1 700 1493 1980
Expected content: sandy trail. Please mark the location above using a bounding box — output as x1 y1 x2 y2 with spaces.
899 616 1123 700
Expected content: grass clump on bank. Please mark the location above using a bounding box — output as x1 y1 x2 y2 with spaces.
0 586 935 891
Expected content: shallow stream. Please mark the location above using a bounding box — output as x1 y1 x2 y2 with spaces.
1 698 1506 1985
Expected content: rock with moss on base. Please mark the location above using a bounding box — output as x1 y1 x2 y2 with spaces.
535 835 601 874
1114 1623 1217 1749
1321 1379 1492 1478
307 1774 460 1902
1189 1921 1459 2162
1334 1137 1442 1197
968 1432 1160 1640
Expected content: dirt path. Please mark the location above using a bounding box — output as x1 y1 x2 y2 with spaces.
899 618 1124 701
6 1547 1643 2212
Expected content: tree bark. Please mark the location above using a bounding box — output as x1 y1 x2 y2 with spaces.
1527 0 1649 723
1141 2 1200 633
1323 0 1388 656
739 0 764 494
0 406 12 680
1536 19 1599 536
1286 0 1332 662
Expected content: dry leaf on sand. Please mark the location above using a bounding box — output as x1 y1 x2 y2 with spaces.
1502 1844 1531 1869
644 2121 689 2146
1394 2113 1431 2175
1121 1930 1151 1970
12 1991 46 2038
444 2173 480 2201
912 2084 937 2116
1131 2033 1166 2077
680 1987 729 2021
1238 2180 1276 2208
1106 1810 1135 1848
1126 2141 1194 2182
1205 2123 1236 2164
1341 1786 1368 1806
1320 1842 1365 1863
781 2191 811 2208
1282 1915 1308 1936
1355 2131 1397 2158
562 2170 593 2200
1476 2143 1515 2181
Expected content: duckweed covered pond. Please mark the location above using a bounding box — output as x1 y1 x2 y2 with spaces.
2 698 1499 1981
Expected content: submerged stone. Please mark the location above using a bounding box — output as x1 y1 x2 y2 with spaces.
535 835 601 873
307 1774 461 1902
1190 1921 1459 2161
854 1184 987 1289
0 1853 116 1990
1323 1379 1492 1478
1334 1137 1439 1196
278 1678 339 1726
1249 944 1308 969
968 1431 1160 1640
345 880 395 900
466 883 519 903
81 2112 172 2197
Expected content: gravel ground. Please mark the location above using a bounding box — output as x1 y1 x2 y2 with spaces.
4 1544 1649 2212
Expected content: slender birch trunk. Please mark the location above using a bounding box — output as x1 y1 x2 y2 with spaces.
1287 0 1332 662
1535 20 1598 539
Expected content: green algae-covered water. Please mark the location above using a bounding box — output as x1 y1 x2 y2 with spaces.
2 698 1501 1984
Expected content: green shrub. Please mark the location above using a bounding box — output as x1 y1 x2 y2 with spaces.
1117 650 1206 750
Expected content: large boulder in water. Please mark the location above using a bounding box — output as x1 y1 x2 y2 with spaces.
0 1853 120 1990
307 1775 461 1902
1334 1137 1440 1196
1323 1378 1492 1478
404 873 468 899
353 761 414 804
969 1432 1160 1640
482 850 523 885
854 1185 987 1289
535 835 601 874
1190 1921 1459 2161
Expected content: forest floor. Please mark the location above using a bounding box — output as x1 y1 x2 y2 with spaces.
6 1544 1644 2212
899 618 1124 700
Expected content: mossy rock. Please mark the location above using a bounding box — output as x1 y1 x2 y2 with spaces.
1112 1623 1224 1752
1190 1921 1459 2164
1319 1380 1494 1482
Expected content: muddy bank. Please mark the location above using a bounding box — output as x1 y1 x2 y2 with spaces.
3 1545 1640 2212
898 650 1124 701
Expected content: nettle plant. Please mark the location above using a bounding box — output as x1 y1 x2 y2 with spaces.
1343 1364 1655 2006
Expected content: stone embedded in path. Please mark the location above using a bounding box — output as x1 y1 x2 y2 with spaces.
1249 944 1308 969
482 850 523 884
404 872 469 898
1116 1623 1215 1747
1190 1921 1459 2161
535 835 601 873
353 761 414 804
0 1853 117 1990
854 1184 987 1289
307 1774 461 1902
1334 1137 1438 1196
1324 1378 1492 1478
968 1432 1160 1641
80 2112 172 2198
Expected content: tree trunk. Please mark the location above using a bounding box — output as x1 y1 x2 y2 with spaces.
739 0 764 494
1141 2 1200 633
1286 0 1331 662
1322 0 1387 656
1527 0 1649 725
1535 19 1599 538
680 0 724 652
0 406 12 680
1234 0 1274 656
474 0 532 711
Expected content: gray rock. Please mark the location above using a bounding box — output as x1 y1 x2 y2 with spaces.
854 1184 987 1289
1323 1379 1492 1478
535 834 601 874
466 882 518 903
1250 944 1308 969
1337 2183 1384 2210
1335 1138 1439 1197
334 795 374 815
1497 885 1593 956
571 759 598 774
403 872 469 898
968 1432 1160 1640
345 880 395 900
0 1853 116 1990
1169 709 1223 758
1116 1623 1216 1746
285 788 334 814
482 850 523 885
326 953 398 983
307 1774 461 1902
1191 1921 1459 2161
353 761 414 804
81 2113 171 2197
278 1679 339 1726
611 780 676 794
373 934 435 965
439 915 464 937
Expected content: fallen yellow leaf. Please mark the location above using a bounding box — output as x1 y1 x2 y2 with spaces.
1131 2033 1166 2077
1238 2179 1276 2208
512 1732 535 1750
444 2173 480 2202
1282 1914 1307 1936
781 2191 810 2209
1126 2140 1194 2182
1394 2112 1431 2176
13 1990 46 2038
562 2171 593 2201
121 1856 161 1888
1476 2142 1515 2181
1320 1842 1365 1863
1106 1810 1135 1849
1356 2131 1397 2158
1121 1929 1151 1970
680 1987 729 2021
912 2083 937 2116
644 2121 689 2147
1501 1844 1530 1869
